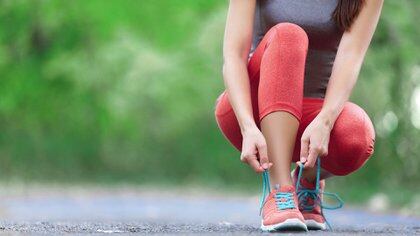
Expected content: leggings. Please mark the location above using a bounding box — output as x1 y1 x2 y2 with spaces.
215 23 375 176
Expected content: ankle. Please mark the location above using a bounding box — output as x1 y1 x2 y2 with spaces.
271 177 293 189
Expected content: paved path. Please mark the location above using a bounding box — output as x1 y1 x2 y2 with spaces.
0 186 418 235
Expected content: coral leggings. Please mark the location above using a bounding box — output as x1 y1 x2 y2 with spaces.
215 23 375 176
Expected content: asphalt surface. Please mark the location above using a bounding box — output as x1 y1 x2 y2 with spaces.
0 185 419 235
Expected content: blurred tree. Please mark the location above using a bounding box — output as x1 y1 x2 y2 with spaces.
0 0 418 206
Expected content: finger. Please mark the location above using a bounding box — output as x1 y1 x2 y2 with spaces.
240 152 247 162
247 156 264 173
321 147 328 157
240 149 255 162
300 137 309 163
304 148 318 168
257 142 269 169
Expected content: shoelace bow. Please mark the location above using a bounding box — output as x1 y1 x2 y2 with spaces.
259 158 344 230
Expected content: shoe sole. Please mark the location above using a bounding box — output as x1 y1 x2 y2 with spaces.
305 219 326 230
261 218 308 232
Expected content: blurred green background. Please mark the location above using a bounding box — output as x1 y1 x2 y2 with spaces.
0 0 419 208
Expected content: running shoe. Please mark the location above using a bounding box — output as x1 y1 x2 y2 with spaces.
293 159 343 230
259 171 308 232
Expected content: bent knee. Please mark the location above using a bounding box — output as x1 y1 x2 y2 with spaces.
267 22 309 49
342 137 375 160
327 102 376 176
334 102 376 146
273 22 308 39
325 140 374 176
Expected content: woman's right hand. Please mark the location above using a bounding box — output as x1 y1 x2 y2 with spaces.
240 126 272 173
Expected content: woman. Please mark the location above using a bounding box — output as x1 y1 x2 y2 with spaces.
215 0 383 232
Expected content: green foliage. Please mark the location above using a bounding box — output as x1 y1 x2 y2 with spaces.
0 0 418 205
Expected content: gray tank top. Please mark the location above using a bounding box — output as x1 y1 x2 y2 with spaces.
251 0 344 98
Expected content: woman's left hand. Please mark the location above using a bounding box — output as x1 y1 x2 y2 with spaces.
299 113 333 168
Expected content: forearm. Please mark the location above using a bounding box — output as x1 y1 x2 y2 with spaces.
319 0 383 130
223 57 256 133
319 52 364 130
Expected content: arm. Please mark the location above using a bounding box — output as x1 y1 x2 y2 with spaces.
320 0 384 128
223 0 256 132
300 0 384 168
223 0 270 172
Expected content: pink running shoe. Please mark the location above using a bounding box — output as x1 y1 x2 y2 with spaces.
293 170 327 230
292 160 343 230
260 171 307 232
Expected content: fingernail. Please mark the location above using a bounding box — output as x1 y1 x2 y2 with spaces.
301 157 307 163
262 163 268 169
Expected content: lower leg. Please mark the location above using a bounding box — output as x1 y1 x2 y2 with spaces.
261 112 299 187
257 23 308 188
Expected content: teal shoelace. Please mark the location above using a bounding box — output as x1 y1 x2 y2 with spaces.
295 158 344 229
259 171 296 215
259 170 271 215
259 158 344 229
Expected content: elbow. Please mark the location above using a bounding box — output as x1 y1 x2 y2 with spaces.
221 56 233 79
342 43 368 64
342 50 366 72
222 64 228 81
222 54 247 78
350 52 365 73
222 60 229 80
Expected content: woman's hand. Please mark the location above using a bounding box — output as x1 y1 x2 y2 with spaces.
299 113 333 168
240 126 273 173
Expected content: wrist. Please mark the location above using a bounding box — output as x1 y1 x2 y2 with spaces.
239 119 258 134
318 109 336 131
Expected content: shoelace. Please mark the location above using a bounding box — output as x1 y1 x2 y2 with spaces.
259 170 271 215
275 192 295 210
295 158 344 229
259 170 295 216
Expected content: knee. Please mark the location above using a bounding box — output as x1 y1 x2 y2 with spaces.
268 22 309 49
329 103 376 176
341 136 375 161
335 102 375 153
329 138 374 176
